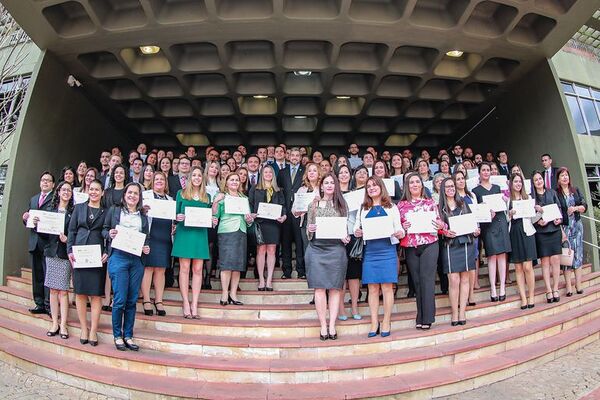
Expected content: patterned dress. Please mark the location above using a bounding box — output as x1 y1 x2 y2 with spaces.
565 193 584 270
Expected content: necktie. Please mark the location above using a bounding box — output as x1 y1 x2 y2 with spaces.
291 166 297 182
180 175 187 190
38 193 46 207
279 163 283 170
546 171 551 188
251 174 256 185
104 174 111 189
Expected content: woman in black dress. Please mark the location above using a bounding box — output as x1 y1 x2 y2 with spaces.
532 171 563 303
67 179 107 346
373 160 402 203
472 162 511 302
248 165 287 291
508 173 538 309
141 171 173 316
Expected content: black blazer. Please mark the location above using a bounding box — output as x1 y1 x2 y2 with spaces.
248 186 287 217
247 171 261 189
67 203 106 254
42 206 72 259
534 189 562 233
277 164 305 213
544 167 560 191
102 187 124 209
269 161 287 176
498 164 511 177
102 205 150 257
25 191 54 252
168 175 183 198
557 186 587 226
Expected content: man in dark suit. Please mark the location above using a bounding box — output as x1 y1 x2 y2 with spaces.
269 145 287 176
277 148 306 279
450 144 464 165
100 153 122 189
246 154 261 189
541 153 559 190
22 171 55 314
497 150 511 177
168 156 191 197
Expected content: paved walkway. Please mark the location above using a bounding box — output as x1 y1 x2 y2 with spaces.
1 339 600 399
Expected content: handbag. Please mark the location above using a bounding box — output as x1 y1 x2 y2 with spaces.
349 237 363 260
254 220 265 246
560 240 574 267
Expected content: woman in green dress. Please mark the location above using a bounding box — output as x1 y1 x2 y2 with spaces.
172 166 214 319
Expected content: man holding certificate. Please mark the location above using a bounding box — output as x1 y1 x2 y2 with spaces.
103 183 150 352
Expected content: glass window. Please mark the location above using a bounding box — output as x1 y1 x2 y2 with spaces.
566 95 587 134
592 88 600 99
581 98 600 135
562 82 575 94
575 84 592 97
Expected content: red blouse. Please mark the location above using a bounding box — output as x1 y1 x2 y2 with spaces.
397 198 444 248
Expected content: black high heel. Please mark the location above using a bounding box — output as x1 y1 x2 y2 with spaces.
154 302 166 316
553 291 560 303
451 321 459 326
458 320 466 326
320 329 329 341
490 296 499 302
577 289 584 295
219 299 228 306
498 294 506 302
546 292 553 303
142 301 153 316
328 331 338 340
46 327 59 337
566 292 573 297
60 329 69 339
228 296 243 305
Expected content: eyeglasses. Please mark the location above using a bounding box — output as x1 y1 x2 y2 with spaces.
40 178 53 183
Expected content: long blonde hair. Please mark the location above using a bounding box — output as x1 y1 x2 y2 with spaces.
181 166 209 202
256 165 280 191
302 162 322 190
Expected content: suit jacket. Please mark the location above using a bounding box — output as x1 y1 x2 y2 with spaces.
67 203 106 254
102 205 150 257
42 206 72 259
25 191 54 252
277 164 305 213
533 189 562 234
247 171 261 189
269 161 287 176
557 186 587 226
498 164 511 177
450 155 464 165
168 175 184 198
544 167 559 190
248 186 287 217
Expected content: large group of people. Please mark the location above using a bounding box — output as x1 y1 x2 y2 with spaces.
22 142 588 349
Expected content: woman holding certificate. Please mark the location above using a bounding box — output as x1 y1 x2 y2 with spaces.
103 182 150 351
438 177 479 325
508 173 538 309
292 162 322 252
67 179 107 347
373 160 401 203
203 160 221 289
472 162 511 303
305 173 350 340
42 181 74 339
213 172 254 306
103 164 127 208
556 167 587 296
398 172 444 330
172 166 212 318
355 176 404 337
532 171 563 303
248 165 287 291
141 171 173 317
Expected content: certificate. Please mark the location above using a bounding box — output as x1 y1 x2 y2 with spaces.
383 179 396 196
206 185 219 201
362 215 394 241
467 169 479 179
391 175 404 188
406 211 437 234
343 188 365 212
429 164 439 174
490 175 508 191
523 179 532 195
257 203 282 220
469 203 492 223
142 190 154 200
466 177 479 191
315 217 347 239
541 203 562 222
224 195 250 215
293 192 318 212
482 193 507 212
512 199 535 219
111 225 146 256
26 209 43 228
424 180 434 193
73 191 89 205
449 213 477 236
36 211 65 235
72 245 102 268
145 198 176 220
184 207 212 228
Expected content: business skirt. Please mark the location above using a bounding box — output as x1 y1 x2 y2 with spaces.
217 230 247 271
535 229 562 258
509 219 538 263
73 265 106 296
305 239 347 289
440 241 475 274
362 238 398 284
44 257 71 291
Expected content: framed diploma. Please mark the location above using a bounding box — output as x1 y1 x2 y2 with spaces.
448 213 478 236
490 175 508 191
469 203 492 223
36 211 66 235
482 194 507 212
391 175 404 188
293 192 318 212
145 198 176 220
111 225 146 256
184 207 212 228
224 195 251 215
343 189 365 212
406 211 437 234
72 245 103 268
73 191 89 205
512 199 535 219
362 215 394 241
382 179 396 196
541 203 562 222
315 217 348 239
257 203 283 220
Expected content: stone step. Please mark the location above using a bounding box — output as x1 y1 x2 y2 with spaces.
2 275 599 357
0 311 598 398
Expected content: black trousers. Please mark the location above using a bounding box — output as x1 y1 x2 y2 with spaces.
437 241 449 294
30 247 49 308
406 241 439 325
281 214 305 277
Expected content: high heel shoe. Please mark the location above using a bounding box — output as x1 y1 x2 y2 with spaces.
467 302 476 307
458 320 466 326
520 304 528 310
228 296 243 306
60 328 69 339
367 323 380 338
527 303 535 309
490 296 499 302
577 289 584 295
154 302 166 317
498 294 506 302
451 321 459 326
219 299 228 306
328 331 338 340
553 291 560 302
320 329 329 341
566 292 573 297
257 286 266 292
46 327 59 337
266 287 274 291
88 334 98 347
142 301 154 316
546 292 553 303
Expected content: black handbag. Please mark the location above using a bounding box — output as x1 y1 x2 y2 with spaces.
254 220 265 246
349 237 363 260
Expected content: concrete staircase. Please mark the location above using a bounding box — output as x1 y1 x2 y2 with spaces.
0 264 599 399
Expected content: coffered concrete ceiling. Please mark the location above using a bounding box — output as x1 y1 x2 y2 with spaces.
3 0 599 149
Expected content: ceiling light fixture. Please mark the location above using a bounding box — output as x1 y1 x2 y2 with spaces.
140 45 160 55
446 50 464 58
293 70 312 76
293 115 307 119
336 96 351 100
253 95 269 99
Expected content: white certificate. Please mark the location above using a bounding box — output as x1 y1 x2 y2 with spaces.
184 207 212 228
391 175 404 188
449 213 478 236
206 185 219 201
469 203 492 223
406 211 437 234
362 215 394 241
257 203 282 220
36 211 66 235
142 190 154 200
111 225 146 256
26 209 43 228
466 177 479 191
145 198 176 220
490 175 508 191
224 195 250 215
293 192 318 212
524 179 532 195
541 203 562 222
424 180 434 193
315 217 348 239
467 169 479 179
367 167 373 176
512 199 536 219
482 193 507 212
383 179 396 196
343 188 365 212
73 191 89 205
72 244 102 268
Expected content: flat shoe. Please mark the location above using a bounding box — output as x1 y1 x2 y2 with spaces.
338 315 348 321
353 314 362 320
124 338 139 351
101 305 112 312
114 338 126 351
